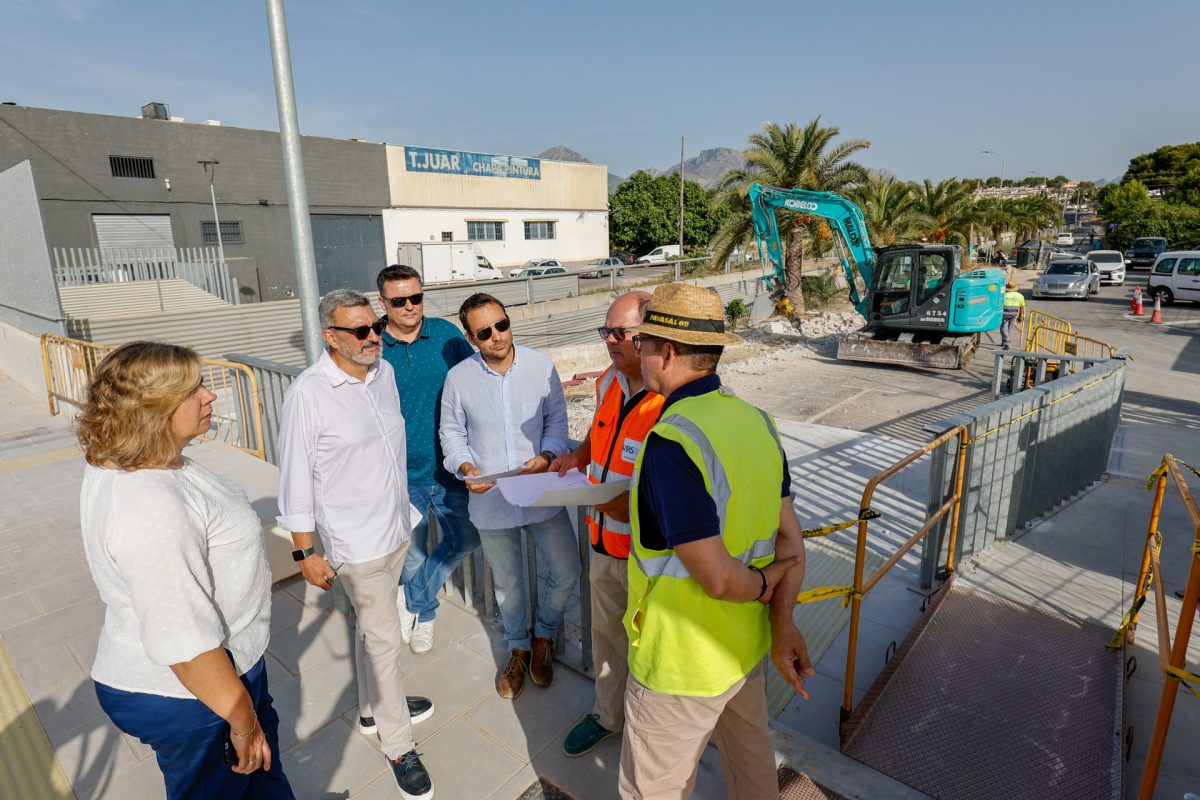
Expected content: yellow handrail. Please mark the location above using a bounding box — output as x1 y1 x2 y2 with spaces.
40 334 266 460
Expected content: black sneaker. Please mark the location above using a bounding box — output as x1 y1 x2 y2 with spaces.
407 696 434 725
357 715 377 735
391 749 433 800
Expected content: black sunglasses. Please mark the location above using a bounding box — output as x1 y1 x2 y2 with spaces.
328 318 386 340
631 334 666 353
384 292 424 308
474 317 511 341
597 326 630 342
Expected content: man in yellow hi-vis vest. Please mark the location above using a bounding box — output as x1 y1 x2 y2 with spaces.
619 283 814 799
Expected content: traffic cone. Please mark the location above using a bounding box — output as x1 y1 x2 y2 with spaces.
1132 286 1143 316
1150 295 1162 324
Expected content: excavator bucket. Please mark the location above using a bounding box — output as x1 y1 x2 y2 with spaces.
837 332 979 369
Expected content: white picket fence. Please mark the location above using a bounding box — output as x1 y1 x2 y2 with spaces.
52 246 236 304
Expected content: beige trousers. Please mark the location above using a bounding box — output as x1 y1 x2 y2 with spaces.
332 543 413 760
589 551 631 732
618 662 776 800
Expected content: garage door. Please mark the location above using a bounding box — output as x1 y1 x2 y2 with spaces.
93 214 175 250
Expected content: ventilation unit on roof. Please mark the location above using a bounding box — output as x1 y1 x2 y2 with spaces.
141 102 169 120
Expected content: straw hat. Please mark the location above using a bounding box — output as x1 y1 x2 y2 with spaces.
1005 280 1017 290
632 284 743 346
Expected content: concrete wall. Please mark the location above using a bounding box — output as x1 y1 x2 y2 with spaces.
0 320 53 400
0 161 65 337
0 104 389 302
382 208 608 268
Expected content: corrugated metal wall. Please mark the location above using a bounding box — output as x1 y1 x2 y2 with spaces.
386 147 607 211
58 279 230 318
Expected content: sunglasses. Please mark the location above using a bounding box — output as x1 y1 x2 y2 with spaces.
384 292 424 308
631 334 666 353
474 317 511 342
327 318 387 340
597 326 630 342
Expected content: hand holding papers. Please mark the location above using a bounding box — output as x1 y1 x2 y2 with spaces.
460 466 531 484
497 468 631 508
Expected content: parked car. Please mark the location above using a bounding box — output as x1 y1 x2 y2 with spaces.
610 250 637 265
1031 259 1101 300
581 257 626 278
1054 232 1075 246
1125 236 1168 269
509 258 563 278
1088 250 1126 285
635 244 682 265
1147 251 1200 304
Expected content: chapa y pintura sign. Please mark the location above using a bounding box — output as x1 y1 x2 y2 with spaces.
404 147 541 180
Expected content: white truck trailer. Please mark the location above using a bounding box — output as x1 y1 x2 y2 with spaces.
395 242 504 283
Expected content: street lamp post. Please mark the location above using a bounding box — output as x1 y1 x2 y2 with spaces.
981 150 1007 190
198 160 226 275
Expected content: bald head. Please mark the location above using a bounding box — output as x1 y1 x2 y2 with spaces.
608 290 651 327
603 290 651 385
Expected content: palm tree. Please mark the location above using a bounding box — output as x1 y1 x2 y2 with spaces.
975 197 1015 260
710 118 869 312
847 175 928 246
912 178 975 245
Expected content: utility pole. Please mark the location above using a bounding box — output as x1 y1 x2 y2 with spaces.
677 136 685 269
265 0 323 364
982 150 1007 191
197 160 226 272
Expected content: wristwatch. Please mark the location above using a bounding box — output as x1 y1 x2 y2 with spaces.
539 450 557 464
291 546 315 562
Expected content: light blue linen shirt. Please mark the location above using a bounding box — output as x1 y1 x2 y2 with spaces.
440 345 569 529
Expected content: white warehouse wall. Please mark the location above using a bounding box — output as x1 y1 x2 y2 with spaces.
382 208 608 268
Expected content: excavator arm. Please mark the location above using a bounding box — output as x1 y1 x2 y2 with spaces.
748 183 874 316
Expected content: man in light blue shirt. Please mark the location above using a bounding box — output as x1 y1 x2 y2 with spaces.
440 293 581 700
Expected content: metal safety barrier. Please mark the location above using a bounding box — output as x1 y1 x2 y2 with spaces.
1117 455 1200 800
53 246 236 304
1022 309 1072 352
224 353 301 466
922 353 1129 587
41 334 266 459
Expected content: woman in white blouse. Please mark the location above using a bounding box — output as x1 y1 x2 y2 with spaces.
77 342 294 800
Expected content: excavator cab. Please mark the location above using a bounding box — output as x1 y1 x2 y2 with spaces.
868 245 958 331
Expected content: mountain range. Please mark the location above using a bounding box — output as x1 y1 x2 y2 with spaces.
536 145 747 192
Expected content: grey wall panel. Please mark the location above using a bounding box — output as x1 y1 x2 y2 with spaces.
0 160 64 335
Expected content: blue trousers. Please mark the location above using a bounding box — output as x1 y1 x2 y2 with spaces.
95 657 294 800
402 478 480 622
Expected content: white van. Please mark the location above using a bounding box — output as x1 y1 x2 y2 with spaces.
1147 251 1200 304
636 244 682 264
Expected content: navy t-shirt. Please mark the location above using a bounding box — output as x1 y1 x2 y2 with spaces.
637 374 790 551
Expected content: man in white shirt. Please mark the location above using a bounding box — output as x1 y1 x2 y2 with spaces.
276 289 434 800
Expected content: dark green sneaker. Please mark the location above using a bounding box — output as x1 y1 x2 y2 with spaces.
563 713 614 757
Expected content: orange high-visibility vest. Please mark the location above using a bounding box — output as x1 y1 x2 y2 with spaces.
586 366 663 559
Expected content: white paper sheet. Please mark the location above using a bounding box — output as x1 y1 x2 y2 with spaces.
459 466 530 484
496 469 631 508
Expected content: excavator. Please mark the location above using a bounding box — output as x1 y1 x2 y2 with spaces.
749 183 1005 369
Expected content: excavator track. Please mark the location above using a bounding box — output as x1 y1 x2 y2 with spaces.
836 331 979 369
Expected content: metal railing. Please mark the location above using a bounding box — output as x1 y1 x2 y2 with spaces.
922 353 1129 587
52 246 236 304
223 353 302 465
41 334 266 459
1122 455 1200 800
839 424 970 738
1023 309 1072 351
990 344 1119 397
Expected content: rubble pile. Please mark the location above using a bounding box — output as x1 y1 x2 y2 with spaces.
797 311 866 339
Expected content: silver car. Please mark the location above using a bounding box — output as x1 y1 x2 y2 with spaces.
1031 259 1101 300
1088 250 1126 285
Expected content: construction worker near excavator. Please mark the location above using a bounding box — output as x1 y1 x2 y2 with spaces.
617 283 814 800
553 291 663 759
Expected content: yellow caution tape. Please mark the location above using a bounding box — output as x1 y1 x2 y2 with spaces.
1146 463 1169 491
966 369 1122 446
796 585 861 608
1107 532 1160 651
1166 666 1200 701
801 508 881 539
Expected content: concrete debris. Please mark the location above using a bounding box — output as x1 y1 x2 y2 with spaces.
796 311 866 340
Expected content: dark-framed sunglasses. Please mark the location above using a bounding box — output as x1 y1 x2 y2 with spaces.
327 318 387 340
631 334 665 353
474 317 511 342
384 292 424 308
597 326 630 342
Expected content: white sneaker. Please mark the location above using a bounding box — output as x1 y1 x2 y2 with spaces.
411 619 435 655
397 589 416 645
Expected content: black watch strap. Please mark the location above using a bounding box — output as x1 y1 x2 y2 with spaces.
539 450 557 463
291 546 315 562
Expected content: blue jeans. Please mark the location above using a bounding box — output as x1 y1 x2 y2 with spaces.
478 508 582 651
402 478 480 622
95 657 294 800
1001 309 1020 348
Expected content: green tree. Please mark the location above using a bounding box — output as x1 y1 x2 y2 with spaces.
1097 179 1152 224
608 171 716 254
846 175 928 246
1125 142 1200 194
709 118 869 313
912 178 975 244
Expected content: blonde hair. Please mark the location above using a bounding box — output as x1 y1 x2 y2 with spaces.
76 342 203 469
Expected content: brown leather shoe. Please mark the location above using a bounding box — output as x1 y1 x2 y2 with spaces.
530 636 554 688
497 649 530 699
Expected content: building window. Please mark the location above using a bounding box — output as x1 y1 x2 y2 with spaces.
201 221 245 245
467 221 504 241
441 231 453 242
524 221 556 240
109 155 156 179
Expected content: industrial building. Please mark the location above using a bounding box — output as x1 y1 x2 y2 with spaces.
0 103 608 302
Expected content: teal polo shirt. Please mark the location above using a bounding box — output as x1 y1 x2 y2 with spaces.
381 317 475 485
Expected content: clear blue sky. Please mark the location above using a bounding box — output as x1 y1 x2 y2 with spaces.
6 0 1196 183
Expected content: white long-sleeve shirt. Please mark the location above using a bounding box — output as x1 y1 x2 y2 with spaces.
81 459 272 698
276 351 411 564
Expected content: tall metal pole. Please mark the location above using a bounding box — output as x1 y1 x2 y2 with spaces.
198 161 227 270
982 149 1006 190
265 0 323 364
677 136 685 268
